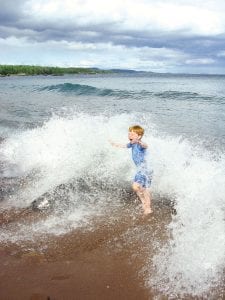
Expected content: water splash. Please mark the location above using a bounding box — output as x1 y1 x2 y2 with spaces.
0 111 224 297
146 134 225 298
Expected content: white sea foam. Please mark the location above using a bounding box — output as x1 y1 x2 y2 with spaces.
0 112 137 240
0 113 134 206
147 134 225 298
0 111 224 297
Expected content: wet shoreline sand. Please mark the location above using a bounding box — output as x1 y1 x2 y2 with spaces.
0 201 224 299
0 211 157 300
0 241 150 300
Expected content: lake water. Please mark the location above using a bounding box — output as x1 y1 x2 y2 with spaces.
0 73 224 299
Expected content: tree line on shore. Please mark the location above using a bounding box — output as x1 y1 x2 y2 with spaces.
0 65 110 76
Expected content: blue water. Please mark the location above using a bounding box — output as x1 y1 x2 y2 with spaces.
0 73 225 299
0 74 225 150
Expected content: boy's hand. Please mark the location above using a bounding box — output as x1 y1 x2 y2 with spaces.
109 140 117 147
109 140 126 148
138 140 148 148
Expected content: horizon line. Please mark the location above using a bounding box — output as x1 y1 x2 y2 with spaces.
1 64 225 76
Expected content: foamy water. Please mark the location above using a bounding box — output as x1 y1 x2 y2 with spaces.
147 134 225 297
0 74 225 298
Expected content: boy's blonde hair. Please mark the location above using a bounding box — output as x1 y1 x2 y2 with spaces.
129 125 144 137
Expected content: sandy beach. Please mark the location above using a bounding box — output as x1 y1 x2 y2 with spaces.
0 212 156 300
0 242 150 300
0 198 177 300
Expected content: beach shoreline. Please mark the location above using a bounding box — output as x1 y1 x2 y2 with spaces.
0 219 152 300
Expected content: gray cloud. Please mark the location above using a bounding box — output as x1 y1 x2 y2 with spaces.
1 0 225 73
0 0 27 24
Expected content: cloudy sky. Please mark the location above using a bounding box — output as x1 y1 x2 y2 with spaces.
1 0 225 73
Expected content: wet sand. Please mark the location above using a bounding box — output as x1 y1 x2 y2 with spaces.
0 200 224 300
0 210 158 300
0 242 150 300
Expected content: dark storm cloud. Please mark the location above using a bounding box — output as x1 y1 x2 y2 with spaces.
0 7 223 63
0 0 222 56
0 0 27 24
1 0 225 72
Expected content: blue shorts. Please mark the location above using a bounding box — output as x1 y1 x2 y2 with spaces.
134 170 152 188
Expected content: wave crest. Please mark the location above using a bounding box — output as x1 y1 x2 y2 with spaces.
40 83 206 100
40 83 121 97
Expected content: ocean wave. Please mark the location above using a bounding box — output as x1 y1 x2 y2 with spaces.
39 83 212 101
39 83 129 97
155 90 200 98
0 112 224 297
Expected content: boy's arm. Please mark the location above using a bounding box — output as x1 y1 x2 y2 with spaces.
109 140 127 148
138 140 148 149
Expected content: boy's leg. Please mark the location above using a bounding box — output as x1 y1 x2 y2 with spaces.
132 183 152 214
142 188 152 214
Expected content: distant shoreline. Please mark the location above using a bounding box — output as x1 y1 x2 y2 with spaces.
0 65 112 76
0 64 225 77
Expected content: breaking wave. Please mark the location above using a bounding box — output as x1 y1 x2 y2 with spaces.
39 83 128 97
0 111 224 298
39 82 213 101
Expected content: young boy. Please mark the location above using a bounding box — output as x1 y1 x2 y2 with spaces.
110 125 152 215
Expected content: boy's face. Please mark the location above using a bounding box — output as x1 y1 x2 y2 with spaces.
128 130 141 142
